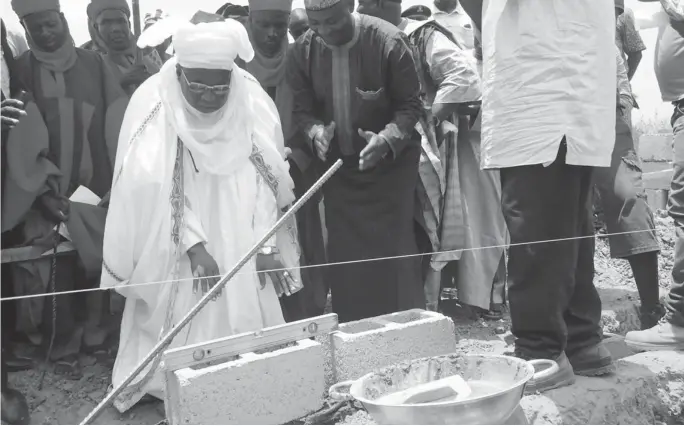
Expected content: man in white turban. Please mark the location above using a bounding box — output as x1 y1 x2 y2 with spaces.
101 17 302 412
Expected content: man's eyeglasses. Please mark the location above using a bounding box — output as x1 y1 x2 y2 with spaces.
181 70 231 96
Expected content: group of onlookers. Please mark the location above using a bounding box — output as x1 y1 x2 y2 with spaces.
1 0 683 423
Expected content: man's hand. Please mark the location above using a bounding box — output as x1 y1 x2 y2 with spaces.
256 252 298 297
358 129 390 171
1 99 27 131
311 122 336 162
120 65 151 89
39 192 70 223
188 243 221 300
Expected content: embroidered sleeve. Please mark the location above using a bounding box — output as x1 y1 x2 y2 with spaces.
253 171 278 248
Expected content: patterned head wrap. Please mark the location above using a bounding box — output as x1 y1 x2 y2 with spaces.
87 0 131 21
248 0 293 12
304 0 341 11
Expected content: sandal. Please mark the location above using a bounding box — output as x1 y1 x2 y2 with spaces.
483 303 507 321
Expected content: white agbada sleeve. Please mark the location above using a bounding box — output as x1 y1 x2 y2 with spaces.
181 191 209 253
426 31 482 105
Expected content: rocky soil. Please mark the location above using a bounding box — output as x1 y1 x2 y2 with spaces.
5 212 680 425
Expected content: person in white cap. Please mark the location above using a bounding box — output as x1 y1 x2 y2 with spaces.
101 16 302 412
288 0 425 322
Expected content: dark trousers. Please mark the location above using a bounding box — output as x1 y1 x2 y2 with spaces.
2 229 21 392
667 102 684 326
501 141 603 359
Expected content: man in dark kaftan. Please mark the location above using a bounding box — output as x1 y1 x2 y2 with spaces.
244 0 328 322
287 0 424 322
86 0 163 96
3 0 127 375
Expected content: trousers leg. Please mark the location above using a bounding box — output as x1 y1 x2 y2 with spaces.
565 167 604 354
501 141 599 359
667 104 684 326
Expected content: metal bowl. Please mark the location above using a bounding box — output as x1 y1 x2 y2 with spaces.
329 354 557 425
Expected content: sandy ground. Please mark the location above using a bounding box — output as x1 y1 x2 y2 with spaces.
5 211 678 425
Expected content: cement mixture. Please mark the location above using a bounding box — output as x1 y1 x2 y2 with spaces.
5 212 681 425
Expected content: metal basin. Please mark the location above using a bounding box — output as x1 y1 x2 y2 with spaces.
329 354 557 425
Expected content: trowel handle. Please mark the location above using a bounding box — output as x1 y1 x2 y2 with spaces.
329 380 356 402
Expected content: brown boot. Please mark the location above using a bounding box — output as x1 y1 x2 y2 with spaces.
508 351 576 394
567 342 615 376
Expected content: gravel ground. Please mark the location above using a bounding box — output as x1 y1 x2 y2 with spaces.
5 212 678 425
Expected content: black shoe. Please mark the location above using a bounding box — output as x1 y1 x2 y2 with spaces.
1 388 30 425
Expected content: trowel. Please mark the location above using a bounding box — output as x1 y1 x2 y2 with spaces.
377 375 472 405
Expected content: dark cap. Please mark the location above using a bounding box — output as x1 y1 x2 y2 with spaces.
216 2 249 18
401 5 431 19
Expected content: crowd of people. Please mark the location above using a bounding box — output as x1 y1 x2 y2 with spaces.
1 0 682 423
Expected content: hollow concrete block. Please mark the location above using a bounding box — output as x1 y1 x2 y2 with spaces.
319 309 457 387
165 338 325 425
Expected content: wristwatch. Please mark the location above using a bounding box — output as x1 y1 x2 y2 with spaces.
258 246 279 256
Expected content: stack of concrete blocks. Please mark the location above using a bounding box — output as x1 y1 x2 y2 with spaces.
164 309 457 424
165 339 325 425
317 309 458 387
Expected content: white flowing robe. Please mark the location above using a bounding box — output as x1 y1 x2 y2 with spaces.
101 62 300 413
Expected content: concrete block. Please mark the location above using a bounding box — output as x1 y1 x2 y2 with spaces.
639 134 673 163
319 309 457 387
165 339 325 425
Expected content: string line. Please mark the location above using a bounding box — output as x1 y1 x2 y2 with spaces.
0 224 674 302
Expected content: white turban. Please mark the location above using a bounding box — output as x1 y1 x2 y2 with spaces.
173 20 254 70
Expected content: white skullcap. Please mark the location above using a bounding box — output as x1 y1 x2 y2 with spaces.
173 20 254 70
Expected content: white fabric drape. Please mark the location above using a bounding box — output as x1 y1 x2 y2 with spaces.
101 63 300 412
